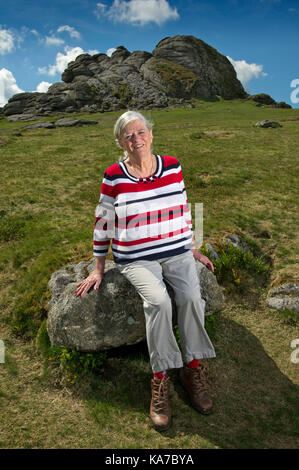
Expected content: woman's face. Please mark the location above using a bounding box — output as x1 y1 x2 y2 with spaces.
119 119 153 159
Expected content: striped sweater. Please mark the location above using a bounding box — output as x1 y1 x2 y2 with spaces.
93 154 193 264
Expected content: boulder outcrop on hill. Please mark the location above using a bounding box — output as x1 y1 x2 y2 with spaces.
3 35 247 117
248 93 291 109
152 36 245 100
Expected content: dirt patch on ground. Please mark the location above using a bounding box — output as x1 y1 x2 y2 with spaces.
203 131 236 139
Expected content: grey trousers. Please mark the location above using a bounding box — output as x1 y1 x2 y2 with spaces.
117 250 216 373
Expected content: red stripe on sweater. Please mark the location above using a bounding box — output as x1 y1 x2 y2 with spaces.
115 204 184 228
112 226 190 246
101 171 184 197
93 240 110 246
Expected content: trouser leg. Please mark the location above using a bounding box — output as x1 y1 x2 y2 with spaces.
161 251 216 364
117 260 183 373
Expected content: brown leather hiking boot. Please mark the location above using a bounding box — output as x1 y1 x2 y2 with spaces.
179 364 213 415
150 376 172 431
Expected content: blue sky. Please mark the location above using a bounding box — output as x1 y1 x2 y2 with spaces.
1 0 299 108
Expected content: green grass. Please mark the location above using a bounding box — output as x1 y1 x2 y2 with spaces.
0 100 298 449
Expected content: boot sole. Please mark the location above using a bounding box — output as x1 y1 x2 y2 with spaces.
151 417 172 432
192 403 213 415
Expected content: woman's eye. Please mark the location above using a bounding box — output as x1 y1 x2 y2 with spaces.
123 130 145 140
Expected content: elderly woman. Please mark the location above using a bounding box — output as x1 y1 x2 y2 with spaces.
75 110 216 432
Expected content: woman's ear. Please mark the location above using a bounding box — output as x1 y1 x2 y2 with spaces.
117 139 124 149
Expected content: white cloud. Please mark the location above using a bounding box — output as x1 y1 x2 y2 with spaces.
88 49 100 55
106 47 117 57
38 46 84 76
0 68 24 107
57 25 81 39
96 0 179 26
45 36 65 46
0 27 15 55
227 56 267 91
94 3 107 18
36 81 52 93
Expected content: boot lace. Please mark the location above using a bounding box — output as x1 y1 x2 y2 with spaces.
152 377 170 413
190 365 207 394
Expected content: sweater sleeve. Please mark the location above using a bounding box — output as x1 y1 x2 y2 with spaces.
93 175 115 257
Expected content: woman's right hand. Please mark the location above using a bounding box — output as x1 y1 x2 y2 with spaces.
75 270 103 298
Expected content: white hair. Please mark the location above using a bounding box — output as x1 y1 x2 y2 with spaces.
114 110 153 141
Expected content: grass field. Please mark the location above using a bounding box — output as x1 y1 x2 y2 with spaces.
0 99 298 449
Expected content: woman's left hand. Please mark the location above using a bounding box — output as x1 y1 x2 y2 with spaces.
192 250 214 272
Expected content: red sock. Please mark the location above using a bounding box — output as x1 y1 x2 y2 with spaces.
187 359 199 368
153 371 167 380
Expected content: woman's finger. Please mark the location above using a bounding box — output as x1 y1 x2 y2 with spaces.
75 280 89 296
94 279 102 291
75 274 101 297
75 285 84 296
80 278 98 297
207 262 214 272
80 284 90 298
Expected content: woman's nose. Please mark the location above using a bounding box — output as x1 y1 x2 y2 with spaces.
132 133 142 143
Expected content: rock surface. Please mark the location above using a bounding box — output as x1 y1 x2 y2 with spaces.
47 257 225 352
55 117 98 127
247 94 292 109
266 283 299 313
205 242 221 261
152 36 245 100
6 114 46 122
255 120 282 128
3 35 247 117
22 121 56 130
222 234 250 252
248 94 276 105
22 117 98 130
